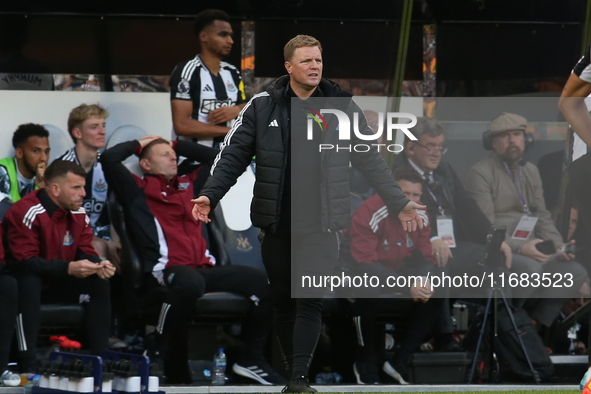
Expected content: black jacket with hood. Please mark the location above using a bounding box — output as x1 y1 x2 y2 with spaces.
198 76 409 233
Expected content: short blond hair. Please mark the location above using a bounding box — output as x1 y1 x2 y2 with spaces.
67 103 109 143
284 35 322 62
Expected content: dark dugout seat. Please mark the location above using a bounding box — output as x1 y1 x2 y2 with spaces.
0 197 86 336
109 194 252 324
103 127 253 326
39 305 85 331
109 191 253 383
210 164 266 272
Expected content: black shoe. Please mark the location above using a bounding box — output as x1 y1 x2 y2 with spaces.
233 358 287 385
281 375 317 393
383 360 409 385
353 361 380 384
145 346 165 371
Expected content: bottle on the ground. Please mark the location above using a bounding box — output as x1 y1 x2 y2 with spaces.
212 348 226 386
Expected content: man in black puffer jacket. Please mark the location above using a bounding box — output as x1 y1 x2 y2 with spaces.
193 35 424 393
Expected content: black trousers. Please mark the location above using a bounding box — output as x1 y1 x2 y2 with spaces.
570 153 591 271
447 240 588 326
0 274 17 373
261 229 339 379
143 264 272 361
16 274 110 371
351 256 445 364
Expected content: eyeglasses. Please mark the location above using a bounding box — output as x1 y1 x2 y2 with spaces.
413 142 448 155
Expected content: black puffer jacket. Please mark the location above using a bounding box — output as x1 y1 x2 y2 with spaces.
199 75 409 233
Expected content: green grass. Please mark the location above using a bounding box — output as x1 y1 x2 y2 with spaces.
406 392 577 394
317 392 579 394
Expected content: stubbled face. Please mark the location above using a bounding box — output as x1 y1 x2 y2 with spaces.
74 116 106 150
55 173 86 211
142 142 178 180
285 46 323 91
399 179 423 204
17 136 50 177
492 130 525 164
406 134 444 173
201 20 234 57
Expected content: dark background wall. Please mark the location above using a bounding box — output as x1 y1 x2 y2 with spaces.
0 0 586 94
254 21 423 80
0 15 241 76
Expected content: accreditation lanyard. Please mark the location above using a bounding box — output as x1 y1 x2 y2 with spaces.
424 179 456 247
502 162 529 213
424 182 444 215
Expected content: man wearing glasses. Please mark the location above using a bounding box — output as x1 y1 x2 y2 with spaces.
391 117 512 350
394 117 511 276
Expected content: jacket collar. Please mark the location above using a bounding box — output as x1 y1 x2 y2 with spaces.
266 75 351 101
490 151 523 170
407 157 430 179
38 189 67 219
397 154 443 175
144 173 180 190
396 154 456 215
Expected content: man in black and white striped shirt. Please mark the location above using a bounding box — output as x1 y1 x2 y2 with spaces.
560 45 591 295
56 103 121 268
170 9 246 149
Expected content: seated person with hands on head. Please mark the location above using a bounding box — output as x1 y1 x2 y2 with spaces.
2 160 115 373
100 136 284 385
347 167 452 385
464 112 589 327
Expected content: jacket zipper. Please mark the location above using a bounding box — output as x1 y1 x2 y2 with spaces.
320 126 331 232
58 218 63 258
179 186 198 265
274 106 289 233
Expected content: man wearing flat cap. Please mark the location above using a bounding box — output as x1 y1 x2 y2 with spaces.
393 117 513 284
464 112 590 327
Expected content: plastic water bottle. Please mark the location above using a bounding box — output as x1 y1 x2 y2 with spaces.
24 374 36 394
315 372 343 384
212 348 226 386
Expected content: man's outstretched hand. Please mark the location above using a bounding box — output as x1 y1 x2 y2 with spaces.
192 196 426 230
399 201 427 232
191 196 212 223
